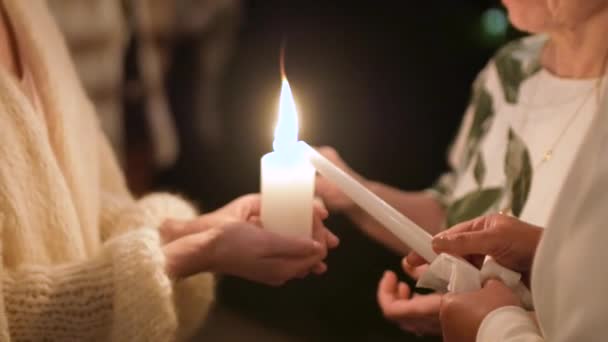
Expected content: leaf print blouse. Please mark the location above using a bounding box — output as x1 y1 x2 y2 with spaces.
428 35 599 229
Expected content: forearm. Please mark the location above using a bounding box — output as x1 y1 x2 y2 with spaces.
344 181 446 255
3 229 177 341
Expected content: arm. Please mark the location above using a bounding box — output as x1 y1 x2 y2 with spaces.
96 128 214 340
315 87 479 255
314 147 446 255
2 228 177 341
345 183 445 255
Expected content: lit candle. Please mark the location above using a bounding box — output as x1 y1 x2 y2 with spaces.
300 143 534 307
299 142 438 262
260 77 315 238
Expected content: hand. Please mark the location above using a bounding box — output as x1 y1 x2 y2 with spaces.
162 194 339 272
160 194 270 242
407 214 543 273
314 146 367 213
440 279 521 342
162 194 339 284
163 221 327 285
377 258 442 336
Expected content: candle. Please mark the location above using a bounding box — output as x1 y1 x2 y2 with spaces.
260 77 315 238
300 142 438 262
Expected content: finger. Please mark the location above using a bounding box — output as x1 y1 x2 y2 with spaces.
264 233 323 258
314 175 332 198
313 198 329 219
316 146 340 161
402 258 428 280
378 271 400 310
434 216 488 239
312 262 327 275
405 252 427 267
482 278 507 289
312 215 326 244
325 229 340 249
287 253 326 276
398 282 411 299
432 230 498 257
223 193 261 219
387 293 442 318
241 193 261 218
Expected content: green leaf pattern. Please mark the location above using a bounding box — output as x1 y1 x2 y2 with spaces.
503 129 533 217
440 37 541 227
473 152 486 188
446 188 503 228
494 40 542 104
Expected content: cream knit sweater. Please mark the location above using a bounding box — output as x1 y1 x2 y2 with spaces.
0 0 214 341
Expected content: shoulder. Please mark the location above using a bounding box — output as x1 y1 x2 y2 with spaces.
481 35 546 104
493 35 546 68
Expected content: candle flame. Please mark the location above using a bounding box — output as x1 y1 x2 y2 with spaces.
273 76 299 151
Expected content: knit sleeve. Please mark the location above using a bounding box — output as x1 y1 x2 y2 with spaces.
477 306 543 342
1 228 177 341
96 126 214 341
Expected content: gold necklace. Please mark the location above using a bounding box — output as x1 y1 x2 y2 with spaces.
499 78 599 215
531 81 598 170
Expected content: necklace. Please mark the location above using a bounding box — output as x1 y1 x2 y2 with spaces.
499 77 599 215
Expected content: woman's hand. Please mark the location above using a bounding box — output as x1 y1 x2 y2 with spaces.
162 194 338 254
377 258 442 336
161 194 339 284
440 279 521 342
407 214 543 273
163 221 327 285
314 146 367 213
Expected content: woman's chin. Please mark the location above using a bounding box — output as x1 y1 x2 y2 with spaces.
507 11 550 34
503 0 553 33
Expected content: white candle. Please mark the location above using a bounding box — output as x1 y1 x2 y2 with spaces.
300 142 438 262
260 78 315 238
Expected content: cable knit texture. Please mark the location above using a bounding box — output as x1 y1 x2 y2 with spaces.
0 0 214 340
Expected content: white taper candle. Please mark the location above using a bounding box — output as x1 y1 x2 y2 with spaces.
300 141 438 262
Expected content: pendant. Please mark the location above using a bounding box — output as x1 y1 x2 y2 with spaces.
542 150 553 162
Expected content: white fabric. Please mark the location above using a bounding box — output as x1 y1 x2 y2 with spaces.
477 72 608 340
417 254 533 309
452 62 599 228
477 306 542 342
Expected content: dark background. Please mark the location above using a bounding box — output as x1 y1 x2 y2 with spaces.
161 0 523 341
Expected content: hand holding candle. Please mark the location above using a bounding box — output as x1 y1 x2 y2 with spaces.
258 62 528 305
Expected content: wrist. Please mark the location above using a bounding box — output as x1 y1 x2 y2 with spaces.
162 225 223 279
198 226 224 273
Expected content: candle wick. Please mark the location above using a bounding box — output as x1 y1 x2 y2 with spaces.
280 37 287 80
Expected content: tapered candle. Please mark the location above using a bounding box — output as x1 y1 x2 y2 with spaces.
300 142 438 262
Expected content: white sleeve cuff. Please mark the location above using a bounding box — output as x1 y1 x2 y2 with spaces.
477 306 543 342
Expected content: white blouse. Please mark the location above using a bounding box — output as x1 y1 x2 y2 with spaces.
477 74 608 341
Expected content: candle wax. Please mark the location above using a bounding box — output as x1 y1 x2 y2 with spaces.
261 144 315 238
